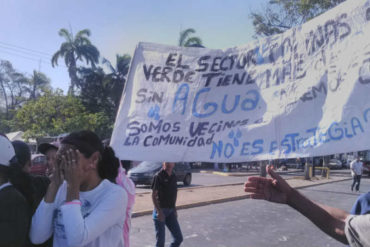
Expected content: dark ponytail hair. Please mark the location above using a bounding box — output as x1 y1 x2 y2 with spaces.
62 130 119 183
99 146 119 182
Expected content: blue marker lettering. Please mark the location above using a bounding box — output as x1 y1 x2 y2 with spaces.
210 141 223 159
328 122 343 141
269 141 278 154
224 143 234 158
193 88 217 118
240 142 251 156
173 83 189 115
351 117 364 135
306 127 318 147
221 95 240 114
363 108 370 122
251 139 264 155
241 90 259 111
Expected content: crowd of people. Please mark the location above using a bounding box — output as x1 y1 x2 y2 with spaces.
0 131 134 247
1 130 370 247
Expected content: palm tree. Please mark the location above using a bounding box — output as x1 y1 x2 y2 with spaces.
102 54 131 109
178 28 203 47
51 28 99 95
102 54 131 81
27 71 51 100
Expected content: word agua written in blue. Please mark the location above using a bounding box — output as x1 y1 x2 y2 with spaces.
172 83 260 118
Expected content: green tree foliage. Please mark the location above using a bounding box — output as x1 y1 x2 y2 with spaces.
76 54 131 138
178 28 203 47
78 67 116 119
0 60 52 133
26 70 51 100
0 113 12 134
102 54 131 109
103 54 131 81
251 0 346 37
14 90 110 140
0 60 29 120
51 28 100 95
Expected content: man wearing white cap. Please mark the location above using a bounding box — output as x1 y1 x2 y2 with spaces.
0 134 30 247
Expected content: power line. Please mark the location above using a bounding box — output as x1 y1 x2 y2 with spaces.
0 41 53 57
0 44 52 60
0 48 45 62
0 41 95 70
0 48 67 69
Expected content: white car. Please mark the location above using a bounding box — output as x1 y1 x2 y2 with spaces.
328 159 342 169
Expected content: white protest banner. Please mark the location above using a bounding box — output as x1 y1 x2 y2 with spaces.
111 0 370 162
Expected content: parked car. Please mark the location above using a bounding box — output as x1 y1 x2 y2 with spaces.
30 154 47 176
128 161 192 186
361 159 370 175
327 159 342 169
341 159 351 169
278 158 303 169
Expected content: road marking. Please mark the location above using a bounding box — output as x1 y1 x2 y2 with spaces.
279 236 288 241
184 233 198 239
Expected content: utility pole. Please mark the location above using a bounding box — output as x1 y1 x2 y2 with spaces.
259 160 267 177
304 157 312 180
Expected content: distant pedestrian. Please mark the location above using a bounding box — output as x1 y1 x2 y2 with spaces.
151 162 183 247
350 158 363 192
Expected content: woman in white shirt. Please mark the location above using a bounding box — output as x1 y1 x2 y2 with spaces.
30 130 128 247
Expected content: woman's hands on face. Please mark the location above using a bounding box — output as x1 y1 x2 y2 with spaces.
62 149 84 188
49 154 64 188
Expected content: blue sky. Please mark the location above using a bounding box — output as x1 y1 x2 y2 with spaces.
0 0 267 92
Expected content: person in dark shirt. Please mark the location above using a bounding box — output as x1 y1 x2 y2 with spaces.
151 162 183 247
12 141 50 212
12 140 52 247
0 135 30 247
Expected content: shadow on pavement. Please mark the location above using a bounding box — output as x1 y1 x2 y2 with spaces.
302 188 361 196
135 184 201 189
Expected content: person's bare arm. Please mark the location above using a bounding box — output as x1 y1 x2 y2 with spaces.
287 188 348 244
244 166 349 244
151 190 164 221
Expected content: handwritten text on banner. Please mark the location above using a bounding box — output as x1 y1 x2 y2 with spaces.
111 0 370 162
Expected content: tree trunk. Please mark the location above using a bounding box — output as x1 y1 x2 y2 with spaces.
0 81 9 119
31 81 36 100
68 58 79 96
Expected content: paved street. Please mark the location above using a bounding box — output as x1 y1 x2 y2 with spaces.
134 172 253 193
130 177 370 247
134 168 352 193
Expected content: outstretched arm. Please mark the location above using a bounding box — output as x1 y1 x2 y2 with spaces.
244 166 349 244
